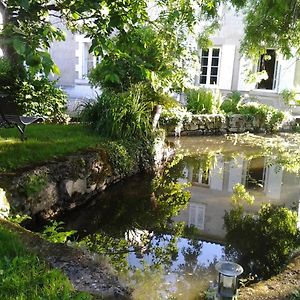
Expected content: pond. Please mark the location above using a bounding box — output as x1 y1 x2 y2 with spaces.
34 135 300 299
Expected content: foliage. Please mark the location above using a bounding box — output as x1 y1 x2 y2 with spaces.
80 85 153 140
0 0 222 78
88 26 185 93
0 57 16 90
230 183 254 206
15 76 68 123
103 141 138 175
238 101 286 132
0 224 91 299
224 186 300 279
220 91 243 114
160 106 192 134
231 0 300 57
19 173 48 197
0 58 68 122
290 290 300 300
186 87 221 114
280 89 299 106
227 133 300 174
41 221 76 243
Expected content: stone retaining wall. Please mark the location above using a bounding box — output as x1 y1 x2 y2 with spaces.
164 114 294 136
0 137 174 219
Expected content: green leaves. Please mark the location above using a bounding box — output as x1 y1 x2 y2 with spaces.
224 189 300 279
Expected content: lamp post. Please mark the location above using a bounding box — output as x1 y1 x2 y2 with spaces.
215 261 243 300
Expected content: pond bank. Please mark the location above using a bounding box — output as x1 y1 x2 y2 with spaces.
0 136 173 219
0 218 131 299
239 254 300 300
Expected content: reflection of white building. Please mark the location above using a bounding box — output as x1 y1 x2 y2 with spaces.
174 154 300 241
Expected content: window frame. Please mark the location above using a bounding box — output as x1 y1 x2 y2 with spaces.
199 47 221 86
255 49 278 91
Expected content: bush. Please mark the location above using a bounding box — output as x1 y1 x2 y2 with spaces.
220 91 242 114
186 87 221 114
80 85 153 140
0 58 68 123
238 101 286 132
224 186 300 279
0 58 16 90
15 76 68 123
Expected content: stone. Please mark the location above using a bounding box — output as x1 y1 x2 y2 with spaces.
0 188 10 218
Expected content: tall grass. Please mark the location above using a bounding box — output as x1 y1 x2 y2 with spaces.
80 87 153 140
186 87 221 114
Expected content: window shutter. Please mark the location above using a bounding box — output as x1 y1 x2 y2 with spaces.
219 45 235 90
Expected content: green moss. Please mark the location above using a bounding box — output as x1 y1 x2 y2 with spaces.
19 173 48 197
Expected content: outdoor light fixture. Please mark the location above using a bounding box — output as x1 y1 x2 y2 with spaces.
215 261 243 300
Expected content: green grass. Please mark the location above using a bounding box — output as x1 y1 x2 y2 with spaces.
0 224 92 300
0 124 105 172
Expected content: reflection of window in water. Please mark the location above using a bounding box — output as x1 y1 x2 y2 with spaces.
245 157 266 191
192 168 210 186
189 203 206 230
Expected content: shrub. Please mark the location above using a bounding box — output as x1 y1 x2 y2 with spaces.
224 186 300 279
220 91 242 114
186 87 221 114
80 85 153 140
0 58 16 90
238 101 286 132
280 89 298 106
0 58 68 122
15 76 68 123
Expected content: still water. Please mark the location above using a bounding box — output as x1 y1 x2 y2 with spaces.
57 135 300 299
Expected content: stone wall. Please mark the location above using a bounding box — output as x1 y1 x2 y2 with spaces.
164 114 294 136
0 137 174 219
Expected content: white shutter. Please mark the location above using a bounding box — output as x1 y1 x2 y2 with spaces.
219 45 235 90
228 157 244 192
237 56 256 91
264 165 283 200
210 154 224 191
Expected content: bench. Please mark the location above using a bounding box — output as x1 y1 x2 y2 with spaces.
0 94 44 140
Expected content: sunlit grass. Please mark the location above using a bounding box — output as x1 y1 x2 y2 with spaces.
0 124 105 172
0 224 92 299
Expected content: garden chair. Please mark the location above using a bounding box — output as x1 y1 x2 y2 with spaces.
0 94 44 140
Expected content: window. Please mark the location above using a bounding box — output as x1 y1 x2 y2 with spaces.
200 48 220 85
188 203 206 230
82 43 95 78
245 157 266 191
257 49 278 90
192 168 210 186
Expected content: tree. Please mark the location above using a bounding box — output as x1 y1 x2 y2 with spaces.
230 0 300 57
0 0 223 77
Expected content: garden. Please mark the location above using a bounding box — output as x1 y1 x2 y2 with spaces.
0 0 300 299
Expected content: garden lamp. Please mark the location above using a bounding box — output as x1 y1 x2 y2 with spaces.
215 261 243 300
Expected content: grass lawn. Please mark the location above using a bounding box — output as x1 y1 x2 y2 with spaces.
0 223 92 299
0 124 105 172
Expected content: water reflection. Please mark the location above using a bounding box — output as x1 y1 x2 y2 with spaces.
172 136 300 240
55 135 300 297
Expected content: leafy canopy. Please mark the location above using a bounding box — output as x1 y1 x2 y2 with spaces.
0 0 223 76
231 0 300 57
